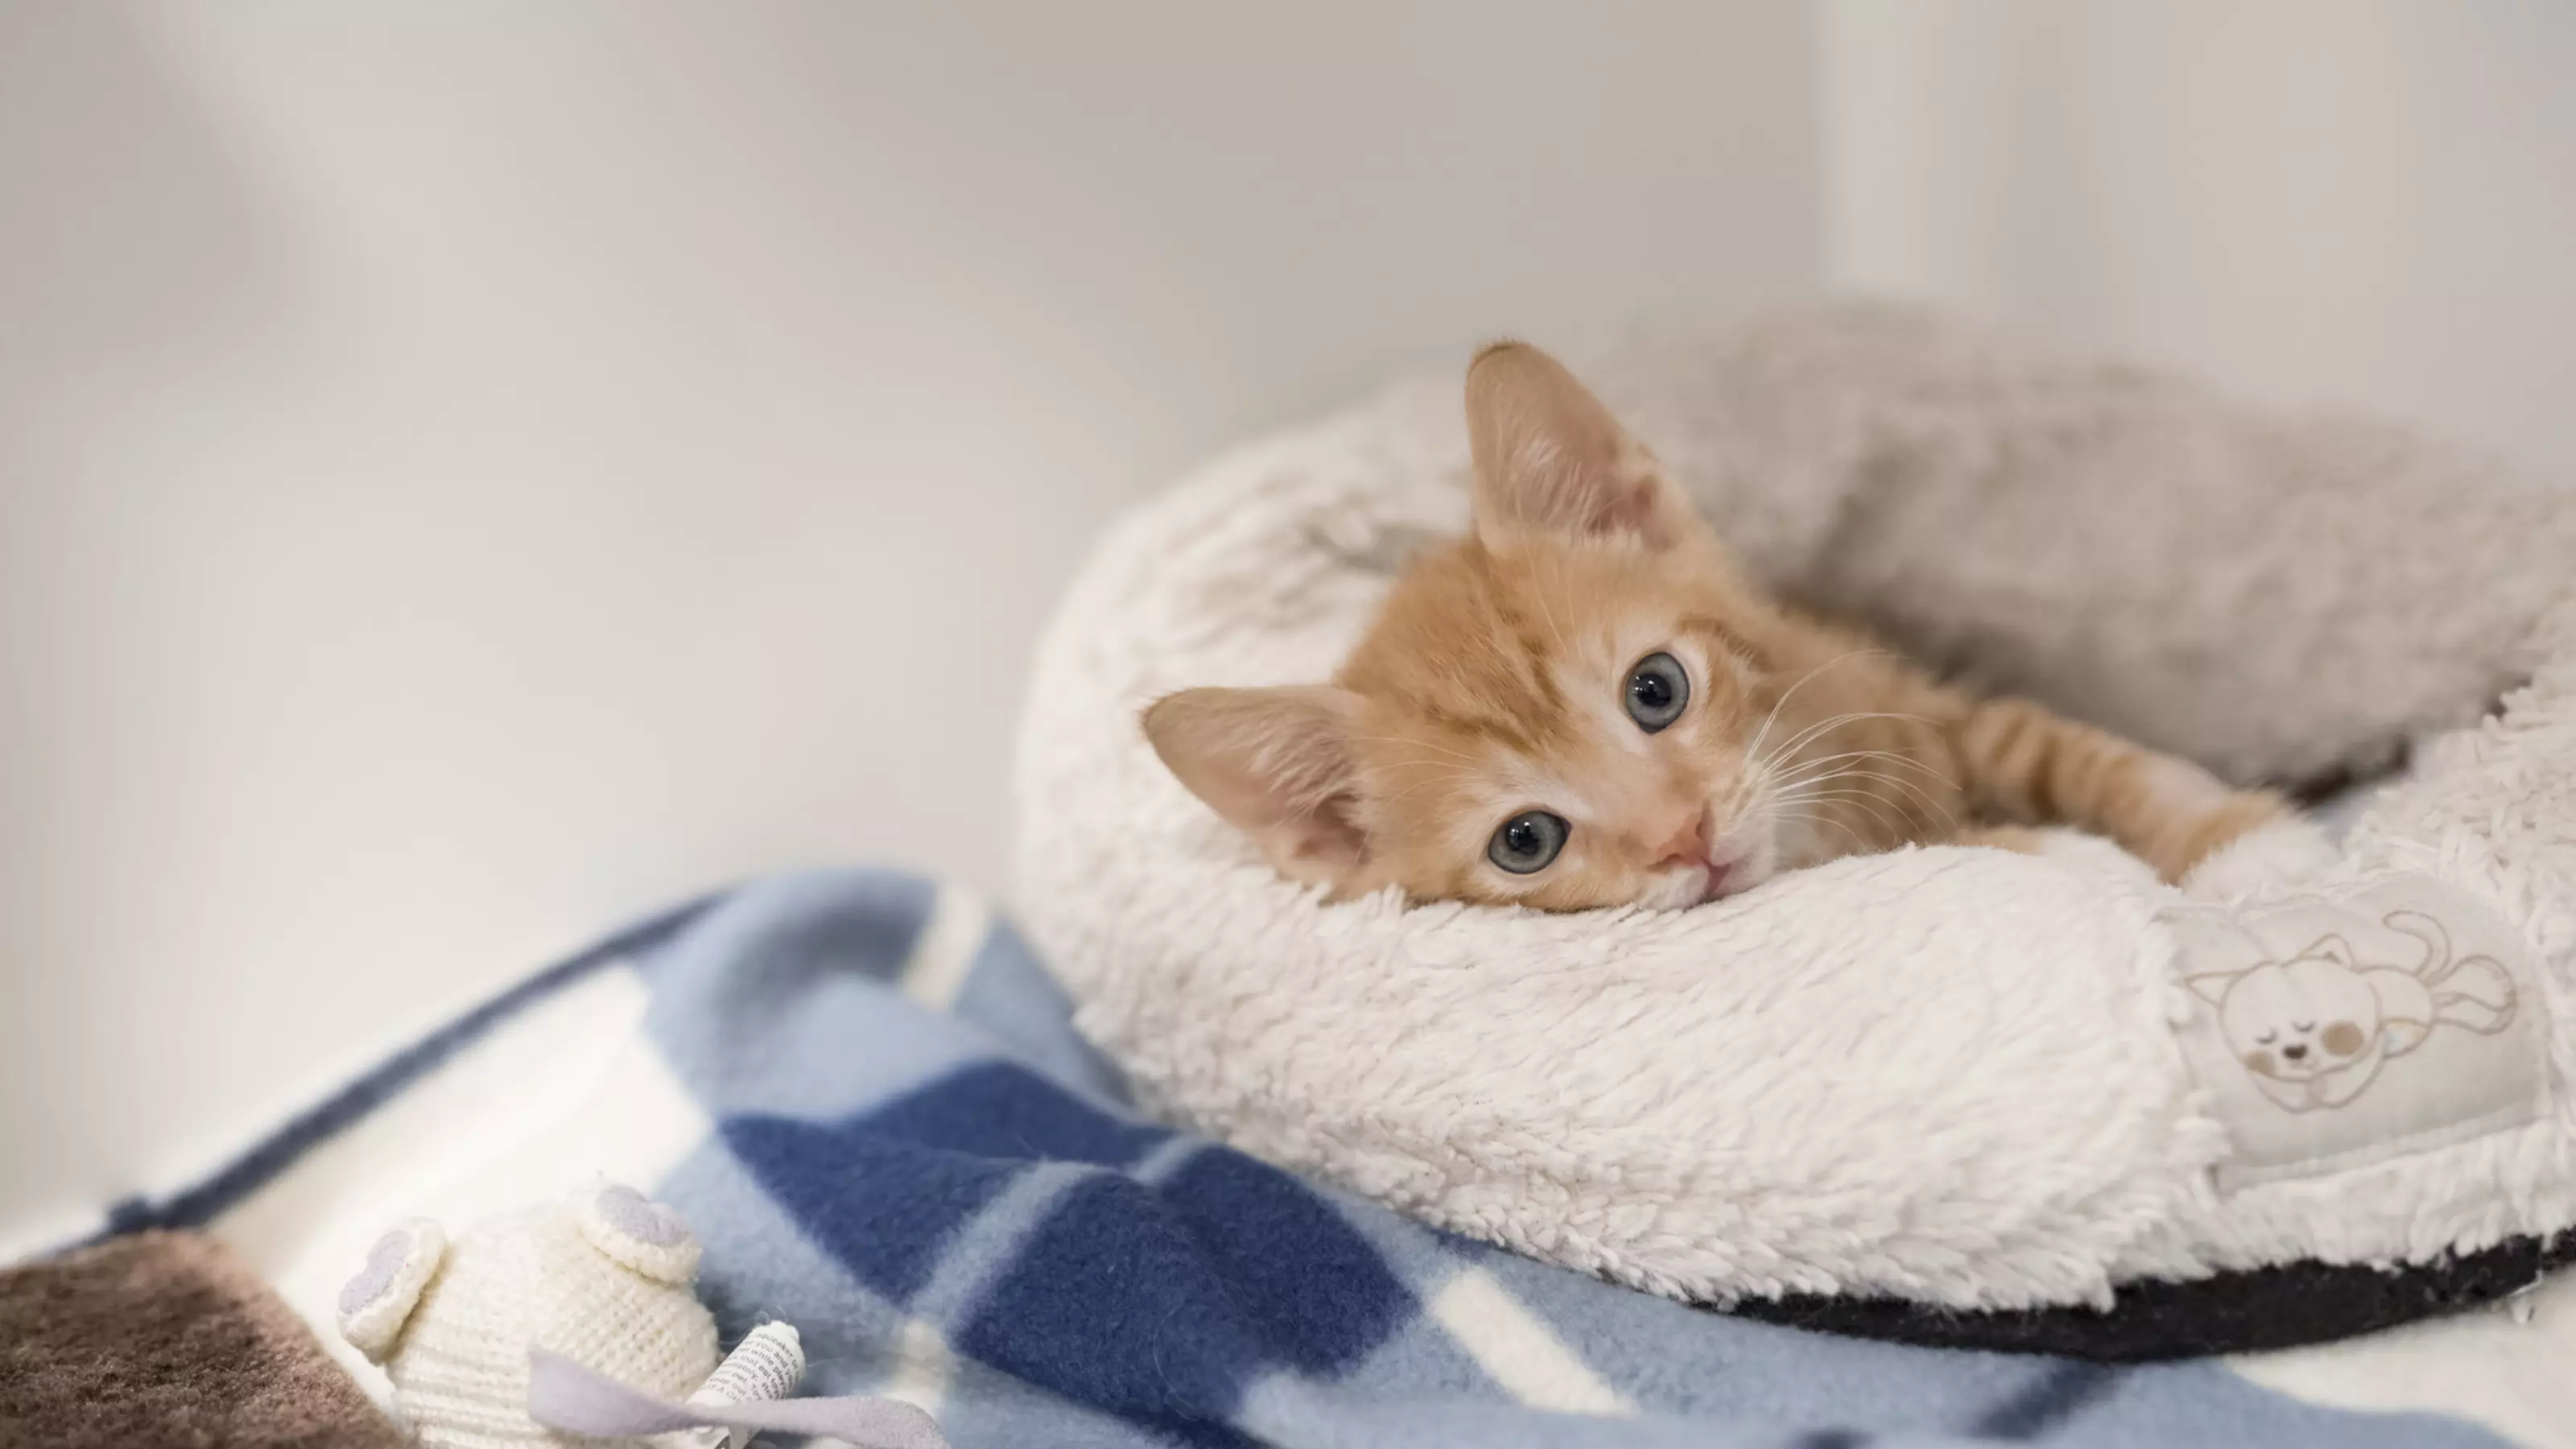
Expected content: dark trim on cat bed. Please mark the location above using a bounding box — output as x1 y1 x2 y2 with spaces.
1724 1228 2576 1360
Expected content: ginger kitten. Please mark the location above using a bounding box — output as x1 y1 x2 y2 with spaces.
1144 342 2290 910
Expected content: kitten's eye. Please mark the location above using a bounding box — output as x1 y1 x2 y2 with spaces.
1624 652 1689 733
2256 1030 2279 1044
2292 1021 2316 1033
1488 810 1568 874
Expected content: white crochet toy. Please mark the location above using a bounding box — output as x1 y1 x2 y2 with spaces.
338 1183 946 1449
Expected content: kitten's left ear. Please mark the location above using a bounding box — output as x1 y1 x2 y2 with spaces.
1141 685 1373 892
1464 341 1706 553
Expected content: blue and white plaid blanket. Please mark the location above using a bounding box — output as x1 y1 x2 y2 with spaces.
95 870 2548 1447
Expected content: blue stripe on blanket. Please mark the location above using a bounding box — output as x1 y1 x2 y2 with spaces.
116 869 2516 1447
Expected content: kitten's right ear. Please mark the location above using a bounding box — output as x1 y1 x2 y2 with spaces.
1464 341 1703 553
1142 686 1371 890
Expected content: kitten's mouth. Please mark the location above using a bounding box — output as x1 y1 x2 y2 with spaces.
1693 852 1769 903
1691 827 1777 903
1653 820 1773 908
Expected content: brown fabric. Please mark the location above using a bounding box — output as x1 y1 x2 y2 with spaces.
0 1229 408 1449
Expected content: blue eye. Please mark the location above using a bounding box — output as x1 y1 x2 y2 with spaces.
1488 811 1568 874
1624 651 1689 733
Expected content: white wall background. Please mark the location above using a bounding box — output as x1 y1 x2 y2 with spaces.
0 2 1820 1241
1827 0 2576 484
9 1 2575 1249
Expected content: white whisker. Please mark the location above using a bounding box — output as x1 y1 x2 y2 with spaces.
1767 748 1959 792
1771 766 1959 829
1779 788 1911 843
1743 650 1885 768
1763 805 1872 857
1758 710 1938 774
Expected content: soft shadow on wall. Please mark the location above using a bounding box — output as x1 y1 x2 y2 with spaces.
0 2 316 1243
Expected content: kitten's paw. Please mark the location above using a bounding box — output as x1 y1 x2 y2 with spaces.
2139 785 2297 884
2181 814 2339 900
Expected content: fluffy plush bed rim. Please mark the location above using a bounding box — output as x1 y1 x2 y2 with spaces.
1014 303 2576 1358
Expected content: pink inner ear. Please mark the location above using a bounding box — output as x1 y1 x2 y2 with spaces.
1283 791 1368 868
1583 474 1666 543
1478 457 1677 551
1142 685 1373 884
1466 342 1691 552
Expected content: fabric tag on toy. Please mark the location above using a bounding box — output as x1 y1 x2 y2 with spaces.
2163 873 2550 1191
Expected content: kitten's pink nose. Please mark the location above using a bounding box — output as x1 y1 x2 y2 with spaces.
1650 808 1713 869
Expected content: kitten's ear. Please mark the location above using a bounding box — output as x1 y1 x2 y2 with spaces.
1464 341 1703 552
1142 685 1372 890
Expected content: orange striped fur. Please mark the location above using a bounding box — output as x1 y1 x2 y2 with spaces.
1145 342 2289 910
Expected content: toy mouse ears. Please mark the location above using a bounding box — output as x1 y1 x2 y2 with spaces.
574 1183 703 1286
337 1218 448 1362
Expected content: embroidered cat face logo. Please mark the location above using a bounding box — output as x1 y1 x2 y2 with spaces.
2186 911 2516 1113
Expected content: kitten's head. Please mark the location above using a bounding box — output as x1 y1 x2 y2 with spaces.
1146 341 1797 911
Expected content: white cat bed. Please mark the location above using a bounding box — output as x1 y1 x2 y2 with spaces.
1014 303 2576 1356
